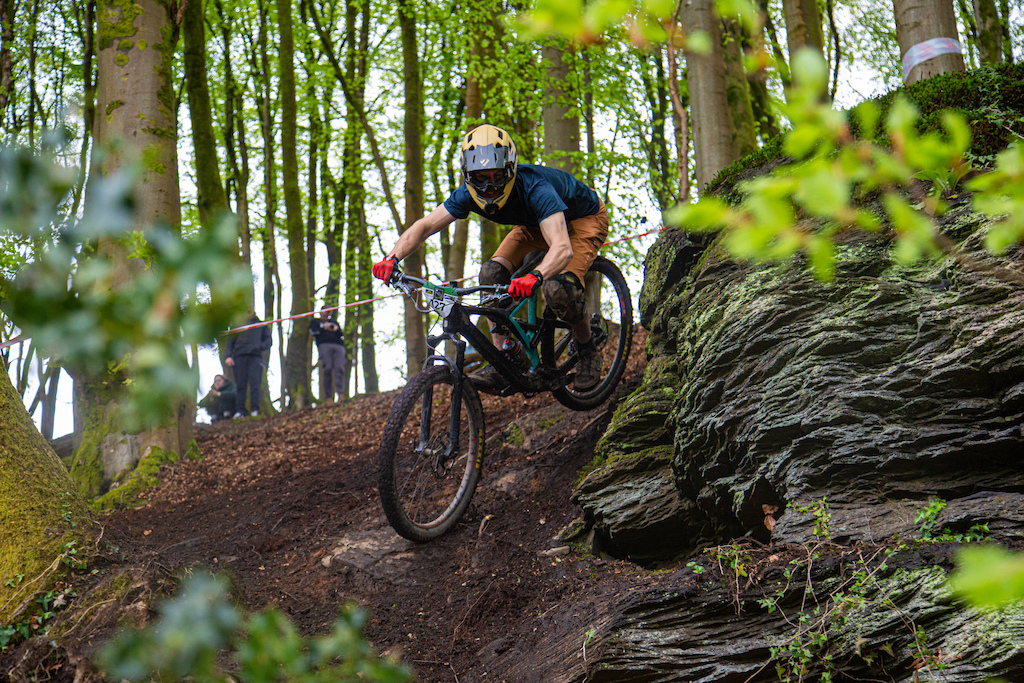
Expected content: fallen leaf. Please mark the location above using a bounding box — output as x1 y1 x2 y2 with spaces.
764 515 776 531
762 504 778 515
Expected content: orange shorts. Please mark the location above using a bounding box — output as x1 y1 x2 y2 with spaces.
492 198 608 285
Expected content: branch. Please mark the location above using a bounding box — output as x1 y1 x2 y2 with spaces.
303 0 404 233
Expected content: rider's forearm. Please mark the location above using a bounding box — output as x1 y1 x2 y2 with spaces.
387 204 455 261
388 229 424 262
536 243 574 280
536 212 574 280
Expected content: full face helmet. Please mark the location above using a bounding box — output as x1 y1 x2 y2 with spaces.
461 124 518 215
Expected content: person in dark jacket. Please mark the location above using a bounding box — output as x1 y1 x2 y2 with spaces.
309 308 347 403
198 374 237 422
224 312 273 416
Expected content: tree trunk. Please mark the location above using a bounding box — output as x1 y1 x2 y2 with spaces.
759 0 791 88
998 0 1012 64
71 0 97 218
782 0 825 62
666 23 691 204
721 19 758 159
397 0 426 380
973 0 1004 64
346 0 377 393
216 0 253 285
638 49 674 212
0 365 94 623
278 0 311 410
40 365 59 441
893 0 966 85
255 0 277 413
682 0 738 193
541 42 580 175
183 0 231 230
26 0 41 147
0 0 13 115
76 0 191 498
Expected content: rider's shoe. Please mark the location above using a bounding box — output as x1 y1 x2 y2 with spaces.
469 365 509 395
574 346 603 391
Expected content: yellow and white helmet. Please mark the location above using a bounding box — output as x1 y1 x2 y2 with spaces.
461 124 518 215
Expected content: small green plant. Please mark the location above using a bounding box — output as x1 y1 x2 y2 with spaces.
916 498 946 540
60 540 87 569
582 626 597 661
0 586 75 650
96 572 410 683
915 498 990 543
793 497 831 541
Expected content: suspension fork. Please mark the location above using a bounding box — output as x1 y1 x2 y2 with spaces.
419 332 468 465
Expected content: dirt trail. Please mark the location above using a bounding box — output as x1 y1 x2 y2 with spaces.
99 333 649 681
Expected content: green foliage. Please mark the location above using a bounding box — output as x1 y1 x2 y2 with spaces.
518 0 759 45
915 498 990 543
793 497 832 541
0 583 77 651
0 143 251 429
969 143 1024 253
915 498 946 541
670 55 1024 281
951 545 1024 609
97 572 410 683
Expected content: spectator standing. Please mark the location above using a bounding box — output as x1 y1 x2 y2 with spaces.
310 308 347 403
198 374 237 422
224 312 273 416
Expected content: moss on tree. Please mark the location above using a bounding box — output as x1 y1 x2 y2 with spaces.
0 368 94 624
93 445 180 511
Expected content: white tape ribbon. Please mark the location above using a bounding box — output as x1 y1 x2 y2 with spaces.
902 37 963 81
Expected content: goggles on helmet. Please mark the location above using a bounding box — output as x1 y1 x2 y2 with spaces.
467 168 512 198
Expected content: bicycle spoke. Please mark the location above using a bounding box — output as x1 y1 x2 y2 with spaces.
379 368 484 541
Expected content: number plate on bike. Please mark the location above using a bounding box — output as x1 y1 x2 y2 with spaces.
429 288 457 317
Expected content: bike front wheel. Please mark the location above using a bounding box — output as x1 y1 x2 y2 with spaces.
378 366 485 542
544 255 633 411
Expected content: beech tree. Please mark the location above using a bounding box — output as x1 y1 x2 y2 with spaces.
682 0 740 191
279 0 312 409
893 0 966 85
0 363 93 625
72 0 191 498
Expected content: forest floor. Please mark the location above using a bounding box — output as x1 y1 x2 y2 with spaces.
81 329 664 681
4 325 1000 682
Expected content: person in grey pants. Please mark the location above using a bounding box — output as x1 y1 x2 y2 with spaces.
310 308 347 403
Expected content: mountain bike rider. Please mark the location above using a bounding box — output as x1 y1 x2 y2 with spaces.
372 123 609 394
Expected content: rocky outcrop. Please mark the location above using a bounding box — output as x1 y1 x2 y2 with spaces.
561 197 1024 680
579 201 1024 563
477 540 1024 683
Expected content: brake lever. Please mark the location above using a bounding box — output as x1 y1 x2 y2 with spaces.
479 291 511 307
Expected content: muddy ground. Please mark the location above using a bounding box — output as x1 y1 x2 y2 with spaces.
16 331 666 682
4 324 998 682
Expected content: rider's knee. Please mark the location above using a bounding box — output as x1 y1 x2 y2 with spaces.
479 259 512 286
543 273 586 324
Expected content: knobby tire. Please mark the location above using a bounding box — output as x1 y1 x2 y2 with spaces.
547 255 633 411
378 366 485 542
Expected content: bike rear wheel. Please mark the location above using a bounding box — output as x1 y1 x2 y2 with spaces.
543 255 633 411
378 366 485 542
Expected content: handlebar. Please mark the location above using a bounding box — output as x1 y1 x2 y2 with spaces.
388 270 510 299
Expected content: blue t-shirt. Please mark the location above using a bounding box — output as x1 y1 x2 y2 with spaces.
444 164 601 227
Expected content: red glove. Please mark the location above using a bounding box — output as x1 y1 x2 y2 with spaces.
372 255 399 282
509 271 543 299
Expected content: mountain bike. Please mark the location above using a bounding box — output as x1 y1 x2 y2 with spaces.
377 255 633 542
